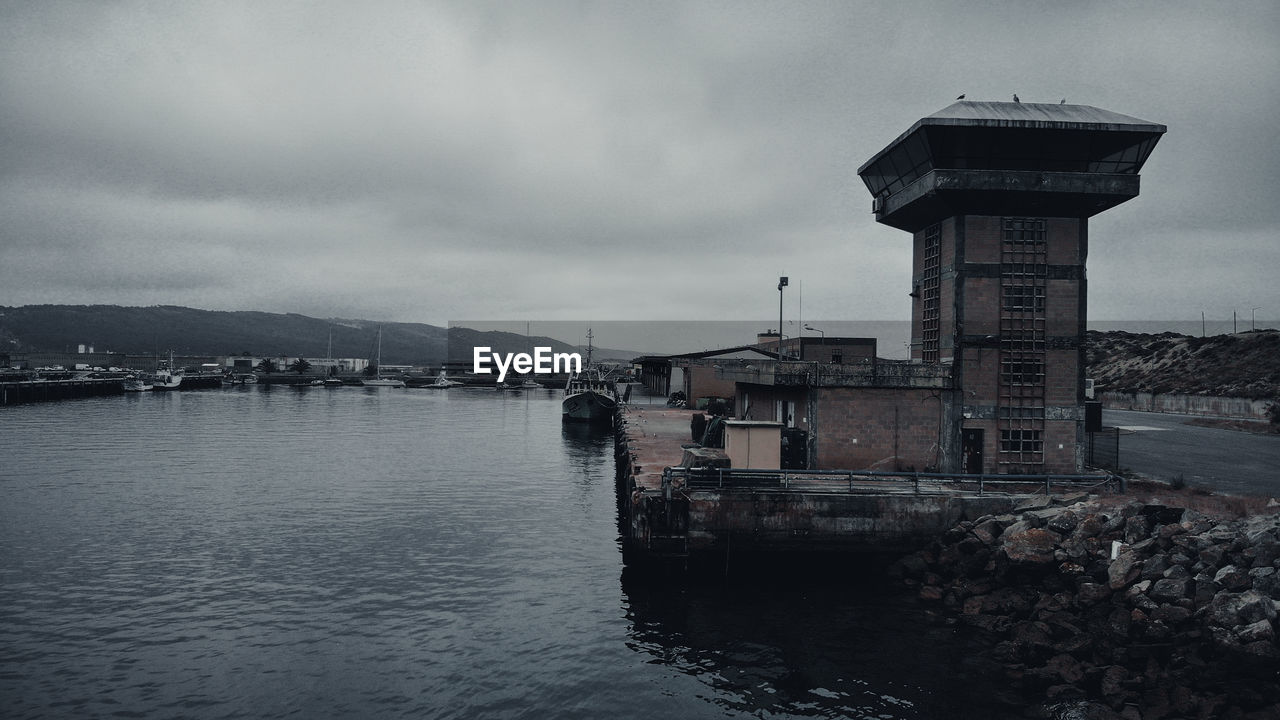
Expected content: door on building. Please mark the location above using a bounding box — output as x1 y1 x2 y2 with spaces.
962 429 984 474
776 400 795 427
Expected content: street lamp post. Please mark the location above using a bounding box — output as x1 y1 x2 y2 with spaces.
804 324 824 339
778 276 788 358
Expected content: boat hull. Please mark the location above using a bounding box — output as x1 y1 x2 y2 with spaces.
561 390 618 423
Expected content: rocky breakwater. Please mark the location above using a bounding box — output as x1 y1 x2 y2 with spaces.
893 497 1280 718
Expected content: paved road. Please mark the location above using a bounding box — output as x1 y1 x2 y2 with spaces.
1102 409 1280 496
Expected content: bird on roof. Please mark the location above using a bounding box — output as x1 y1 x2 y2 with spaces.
1060 98 1067 104
1013 93 1020 103
956 94 965 100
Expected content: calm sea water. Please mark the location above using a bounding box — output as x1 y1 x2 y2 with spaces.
1 387 1016 719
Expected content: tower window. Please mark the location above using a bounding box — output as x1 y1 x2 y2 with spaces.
1000 357 1045 385
1000 429 1043 454
1003 218 1045 244
1003 285 1046 312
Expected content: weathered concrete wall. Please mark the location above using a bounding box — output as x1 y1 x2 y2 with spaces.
685 490 1015 554
1100 391 1272 420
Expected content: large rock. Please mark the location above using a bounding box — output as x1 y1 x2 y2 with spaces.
1236 618 1275 643
1048 511 1079 535
1124 515 1151 544
1141 554 1170 580
1213 564 1252 592
1108 550 1142 590
1003 526 1061 565
1071 514 1105 541
1149 577 1190 603
1207 589 1278 628
1077 582 1112 606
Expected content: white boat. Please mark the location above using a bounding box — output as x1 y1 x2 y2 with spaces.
561 330 618 423
363 326 405 387
148 352 183 391
122 376 153 392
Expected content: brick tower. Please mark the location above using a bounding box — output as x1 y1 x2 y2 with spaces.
857 101 1164 473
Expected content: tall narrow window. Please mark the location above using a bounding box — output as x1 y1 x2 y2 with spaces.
998 218 1047 467
921 224 941 363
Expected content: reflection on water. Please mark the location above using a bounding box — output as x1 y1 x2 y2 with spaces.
621 571 1022 720
1 388 1018 719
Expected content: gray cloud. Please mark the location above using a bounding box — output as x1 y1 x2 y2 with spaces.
2 1 1277 327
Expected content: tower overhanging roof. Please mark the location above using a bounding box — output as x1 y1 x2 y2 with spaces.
858 101 1166 175
856 100 1166 230
923 101 1164 131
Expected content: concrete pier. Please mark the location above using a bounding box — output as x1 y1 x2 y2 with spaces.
615 404 1121 572
0 378 124 405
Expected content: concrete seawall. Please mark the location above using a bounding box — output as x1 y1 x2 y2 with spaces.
1 378 124 405
1100 391 1272 420
614 405 1118 573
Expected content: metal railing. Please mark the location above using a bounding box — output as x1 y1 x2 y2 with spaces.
659 465 1123 497
712 359 953 389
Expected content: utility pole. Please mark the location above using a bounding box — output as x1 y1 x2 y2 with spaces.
777 276 788 358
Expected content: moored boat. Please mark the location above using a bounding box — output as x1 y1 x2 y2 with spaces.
148 353 183 391
561 330 618 424
122 376 153 392
561 371 618 423
363 326 405 387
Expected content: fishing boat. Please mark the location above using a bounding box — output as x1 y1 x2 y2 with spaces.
363 326 405 387
561 330 618 423
148 352 183 391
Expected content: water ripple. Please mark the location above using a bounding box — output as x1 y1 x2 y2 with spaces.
2 389 1017 719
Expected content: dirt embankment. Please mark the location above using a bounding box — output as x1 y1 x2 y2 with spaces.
1086 329 1280 401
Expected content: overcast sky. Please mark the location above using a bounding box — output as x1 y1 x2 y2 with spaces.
2 1 1277 329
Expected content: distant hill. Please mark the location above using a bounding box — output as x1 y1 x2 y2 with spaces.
0 305 633 367
1086 329 1280 399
